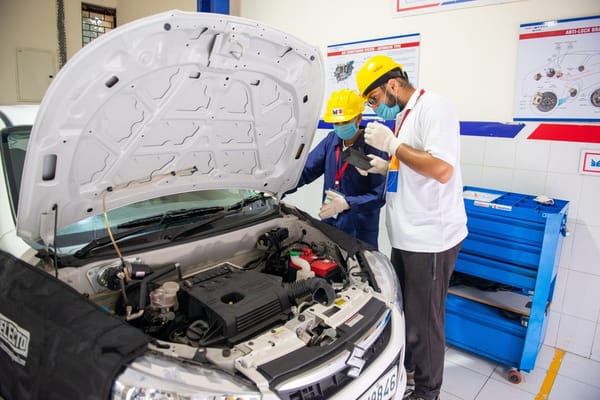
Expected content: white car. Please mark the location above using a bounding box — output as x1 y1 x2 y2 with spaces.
0 10 406 400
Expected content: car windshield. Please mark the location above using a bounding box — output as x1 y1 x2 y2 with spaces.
1 126 276 256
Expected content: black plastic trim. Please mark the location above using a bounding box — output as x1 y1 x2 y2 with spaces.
258 297 387 386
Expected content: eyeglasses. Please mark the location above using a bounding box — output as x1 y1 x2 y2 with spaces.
365 89 382 107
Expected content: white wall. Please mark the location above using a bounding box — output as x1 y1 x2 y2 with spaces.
0 0 58 104
0 0 195 105
237 0 600 362
117 0 194 25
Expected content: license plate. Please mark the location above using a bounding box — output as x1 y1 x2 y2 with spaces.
359 364 399 400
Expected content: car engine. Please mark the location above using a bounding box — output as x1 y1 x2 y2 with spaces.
95 226 350 350
48 213 399 400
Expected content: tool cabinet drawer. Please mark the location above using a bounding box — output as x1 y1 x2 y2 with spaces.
455 251 538 291
446 294 526 367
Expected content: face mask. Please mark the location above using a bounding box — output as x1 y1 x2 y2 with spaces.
333 121 358 140
374 102 401 120
374 83 402 120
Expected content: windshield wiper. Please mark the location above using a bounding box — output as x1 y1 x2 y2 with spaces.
74 206 225 258
167 193 271 241
73 196 270 258
226 193 268 211
117 206 225 229
74 225 154 258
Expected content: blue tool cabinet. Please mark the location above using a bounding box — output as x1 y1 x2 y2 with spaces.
445 186 569 383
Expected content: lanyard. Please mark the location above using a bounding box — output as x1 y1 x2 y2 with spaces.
334 145 349 189
395 89 425 137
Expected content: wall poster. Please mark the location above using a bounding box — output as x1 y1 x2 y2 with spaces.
394 0 521 17
513 15 600 122
326 34 420 117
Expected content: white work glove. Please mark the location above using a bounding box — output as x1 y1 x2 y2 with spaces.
364 122 402 156
367 154 390 175
319 190 349 219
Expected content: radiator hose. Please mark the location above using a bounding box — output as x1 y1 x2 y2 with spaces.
285 277 336 306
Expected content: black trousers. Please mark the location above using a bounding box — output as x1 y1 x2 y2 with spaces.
391 241 463 400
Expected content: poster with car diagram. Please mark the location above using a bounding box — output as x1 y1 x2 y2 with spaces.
513 15 600 122
326 33 420 117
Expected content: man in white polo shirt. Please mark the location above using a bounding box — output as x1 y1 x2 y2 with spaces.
356 55 468 400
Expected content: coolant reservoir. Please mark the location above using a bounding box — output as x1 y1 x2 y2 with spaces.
290 250 315 280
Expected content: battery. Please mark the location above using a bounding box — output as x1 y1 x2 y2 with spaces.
290 248 340 281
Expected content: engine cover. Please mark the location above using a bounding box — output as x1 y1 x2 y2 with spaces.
182 263 291 345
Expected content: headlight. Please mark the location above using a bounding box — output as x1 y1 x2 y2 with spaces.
362 250 403 309
112 353 261 400
113 386 260 400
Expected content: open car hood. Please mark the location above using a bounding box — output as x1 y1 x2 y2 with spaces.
16 10 324 243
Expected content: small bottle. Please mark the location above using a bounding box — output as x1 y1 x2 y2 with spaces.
323 189 344 219
290 250 314 280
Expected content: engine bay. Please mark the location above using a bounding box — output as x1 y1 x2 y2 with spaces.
41 212 396 397
60 215 387 355
103 224 353 348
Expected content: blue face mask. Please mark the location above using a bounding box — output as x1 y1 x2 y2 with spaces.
375 102 401 120
373 84 403 120
333 121 358 140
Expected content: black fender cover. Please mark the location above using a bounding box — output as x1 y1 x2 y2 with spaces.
0 250 150 400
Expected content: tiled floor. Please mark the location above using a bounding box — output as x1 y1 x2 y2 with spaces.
440 345 600 399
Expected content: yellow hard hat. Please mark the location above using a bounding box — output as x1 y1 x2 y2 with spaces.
355 55 405 97
323 89 365 123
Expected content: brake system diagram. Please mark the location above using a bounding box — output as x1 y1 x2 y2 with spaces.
513 16 600 122
522 44 599 113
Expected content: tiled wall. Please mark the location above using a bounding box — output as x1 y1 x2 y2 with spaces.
459 126 600 362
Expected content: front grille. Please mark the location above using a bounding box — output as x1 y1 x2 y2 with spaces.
278 321 393 400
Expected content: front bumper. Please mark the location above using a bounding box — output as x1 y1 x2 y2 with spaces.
271 306 406 400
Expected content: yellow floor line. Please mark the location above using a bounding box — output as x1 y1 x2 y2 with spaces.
535 347 565 400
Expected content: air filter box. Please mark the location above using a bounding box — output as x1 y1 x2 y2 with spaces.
182 263 290 345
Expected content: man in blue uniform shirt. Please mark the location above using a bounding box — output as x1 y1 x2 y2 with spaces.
293 89 387 248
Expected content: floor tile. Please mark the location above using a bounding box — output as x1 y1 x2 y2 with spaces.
439 344 600 400
474 378 535 400
548 374 600 400
535 344 558 370
436 344 600 400
557 351 600 388
442 359 489 400
445 346 497 377
440 390 462 400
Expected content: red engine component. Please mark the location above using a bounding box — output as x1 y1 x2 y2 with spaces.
290 248 339 280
